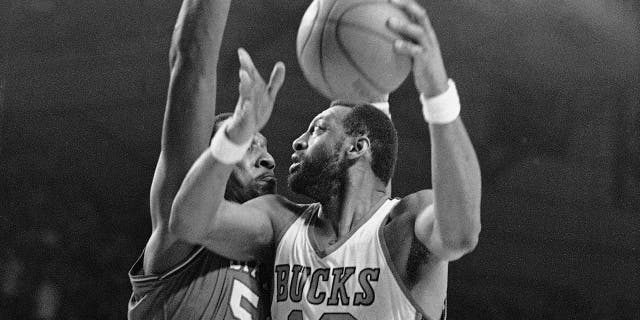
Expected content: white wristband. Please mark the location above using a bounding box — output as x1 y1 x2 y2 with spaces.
208 120 252 164
371 101 391 119
420 79 461 124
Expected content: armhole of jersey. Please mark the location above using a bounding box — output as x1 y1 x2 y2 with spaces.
378 211 443 320
129 246 206 284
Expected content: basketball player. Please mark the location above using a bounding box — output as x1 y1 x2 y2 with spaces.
127 0 285 318
170 0 480 319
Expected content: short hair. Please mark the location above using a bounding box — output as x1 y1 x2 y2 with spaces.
331 101 398 184
211 113 233 139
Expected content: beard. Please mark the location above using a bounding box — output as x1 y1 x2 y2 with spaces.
225 173 277 204
287 144 352 202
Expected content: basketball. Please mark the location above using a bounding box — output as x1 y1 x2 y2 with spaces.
296 0 412 102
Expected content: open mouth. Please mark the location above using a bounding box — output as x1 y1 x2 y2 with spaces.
290 154 301 174
289 162 300 173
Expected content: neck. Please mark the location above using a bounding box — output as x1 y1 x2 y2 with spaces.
318 168 387 238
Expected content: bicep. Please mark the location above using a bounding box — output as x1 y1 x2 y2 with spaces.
149 153 189 228
383 200 433 281
414 200 469 261
390 190 457 262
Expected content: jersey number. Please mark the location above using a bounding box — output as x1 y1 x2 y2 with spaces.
288 310 357 320
230 279 259 320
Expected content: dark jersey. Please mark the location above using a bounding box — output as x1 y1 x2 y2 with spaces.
128 246 269 320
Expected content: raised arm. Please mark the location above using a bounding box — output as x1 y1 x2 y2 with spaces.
170 49 289 262
389 0 481 261
144 0 231 274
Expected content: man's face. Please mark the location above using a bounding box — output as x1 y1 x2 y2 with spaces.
288 106 353 199
229 132 276 202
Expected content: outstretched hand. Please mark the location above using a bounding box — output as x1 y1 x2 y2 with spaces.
387 0 449 98
226 48 286 144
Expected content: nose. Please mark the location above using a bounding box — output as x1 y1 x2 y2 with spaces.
292 134 308 151
256 152 275 170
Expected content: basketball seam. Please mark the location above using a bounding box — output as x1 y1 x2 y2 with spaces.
334 2 405 94
319 0 342 99
331 19 399 44
297 1 319 66
335 24 389 95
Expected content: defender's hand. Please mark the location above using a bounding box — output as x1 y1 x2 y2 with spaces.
387 0 449 98
227 48 286 144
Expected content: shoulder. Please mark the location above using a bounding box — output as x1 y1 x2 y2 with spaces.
383 190 434 257
243 194 310 216
402 189 434 208
389 189 434 220
243 194 313 244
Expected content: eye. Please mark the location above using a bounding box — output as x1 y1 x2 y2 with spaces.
307 119 327 135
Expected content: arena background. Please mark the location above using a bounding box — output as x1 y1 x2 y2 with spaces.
1 0 638 318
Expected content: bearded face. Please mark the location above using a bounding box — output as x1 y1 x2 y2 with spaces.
288 142 352 202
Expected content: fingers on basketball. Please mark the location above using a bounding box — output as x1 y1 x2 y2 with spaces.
391 0 439 56
388 18 425 47
392 0 432 25
393 39 423 57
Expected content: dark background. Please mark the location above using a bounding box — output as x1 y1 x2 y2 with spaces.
1 0 639 319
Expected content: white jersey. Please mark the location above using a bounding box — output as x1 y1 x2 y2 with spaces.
272 199 438 320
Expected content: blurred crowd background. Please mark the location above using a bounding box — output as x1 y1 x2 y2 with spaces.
1 0 638 319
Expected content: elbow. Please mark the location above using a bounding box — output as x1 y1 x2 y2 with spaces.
455 231 480 253
435 234 479 262
455 216 482 254
451 201 482 254
442 231 479 256
439 221 481 260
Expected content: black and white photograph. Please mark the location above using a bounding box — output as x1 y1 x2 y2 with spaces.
1 0 638 319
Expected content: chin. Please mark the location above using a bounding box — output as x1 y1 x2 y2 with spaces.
256 178 277 196
289 173 326 201
287 171 306 196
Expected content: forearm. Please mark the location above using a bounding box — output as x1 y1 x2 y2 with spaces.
429 118 481 251
169 149 234 243
170 0 231 71
162 0 232 156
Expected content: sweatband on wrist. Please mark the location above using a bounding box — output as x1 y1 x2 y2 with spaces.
371 101 391 119
208 120 252 164
420 79 461 124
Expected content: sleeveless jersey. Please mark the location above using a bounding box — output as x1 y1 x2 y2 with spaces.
271 199 441 320
128 246 269 320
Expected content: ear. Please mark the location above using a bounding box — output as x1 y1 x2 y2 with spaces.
346 136 370 160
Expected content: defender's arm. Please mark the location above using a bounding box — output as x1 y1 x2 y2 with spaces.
145 0 231 274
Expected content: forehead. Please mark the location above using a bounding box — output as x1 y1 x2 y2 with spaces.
312 106 351 124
